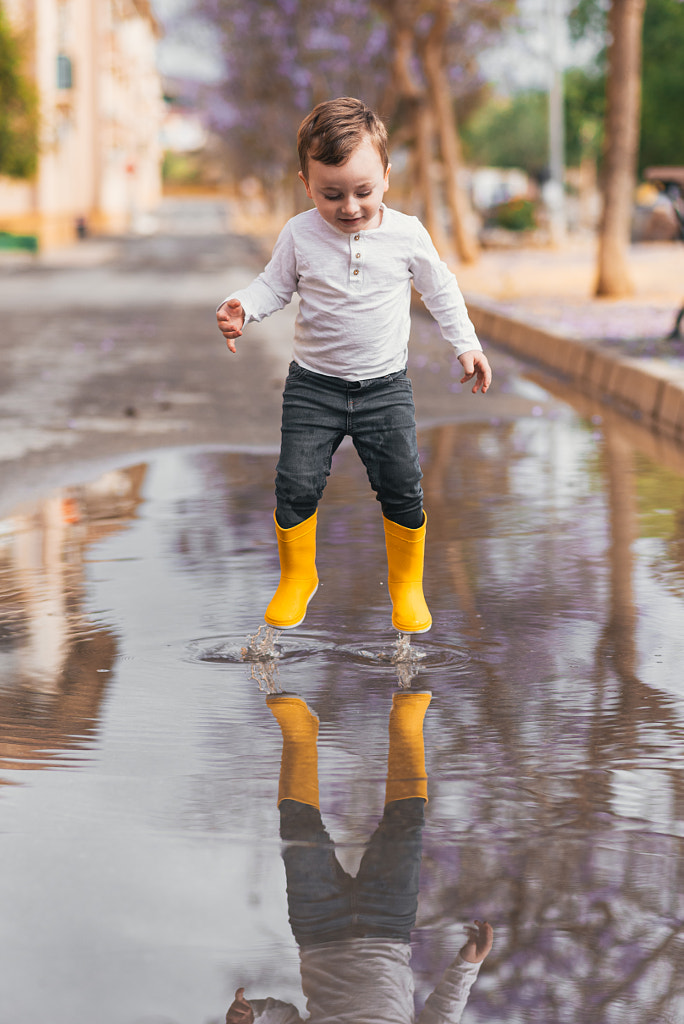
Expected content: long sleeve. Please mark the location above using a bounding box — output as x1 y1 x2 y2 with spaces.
417 954 482 1024
409 221 481 357
249 996 305 1024
222 221 299 323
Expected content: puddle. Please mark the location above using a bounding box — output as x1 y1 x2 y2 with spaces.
2 414 684 1023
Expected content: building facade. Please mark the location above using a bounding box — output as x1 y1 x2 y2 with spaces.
0 0 163 248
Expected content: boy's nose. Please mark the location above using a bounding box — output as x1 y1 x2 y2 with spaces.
340 195 360 214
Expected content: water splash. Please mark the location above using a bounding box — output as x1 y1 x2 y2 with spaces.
241 624 282 692
391 633 426 688
357 632 426 688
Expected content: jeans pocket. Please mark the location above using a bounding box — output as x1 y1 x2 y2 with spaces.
287 360 307 382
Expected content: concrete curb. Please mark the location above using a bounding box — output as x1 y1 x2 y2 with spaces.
466 299 684 442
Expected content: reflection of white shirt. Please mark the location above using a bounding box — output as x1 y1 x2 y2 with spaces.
248 939 482 1024
225 206 481 382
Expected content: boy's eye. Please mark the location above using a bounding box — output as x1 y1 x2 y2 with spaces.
357 191 371 197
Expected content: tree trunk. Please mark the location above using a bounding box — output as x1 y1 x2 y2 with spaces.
595 0 646 297
421 2 480 264
412 98 445 248
384 14 444 247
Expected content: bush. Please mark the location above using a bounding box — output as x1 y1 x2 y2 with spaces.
487 198 537 232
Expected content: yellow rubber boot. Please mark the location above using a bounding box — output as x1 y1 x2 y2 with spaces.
383 512 432 633
266 695 320 808
265 510 319 629
385 691 431 804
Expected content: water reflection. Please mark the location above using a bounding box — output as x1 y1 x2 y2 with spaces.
227 690 492 1024
0 464 145 773
1 404 684 1021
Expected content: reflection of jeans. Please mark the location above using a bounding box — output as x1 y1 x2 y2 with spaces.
280 798 425 947
275 362 423 529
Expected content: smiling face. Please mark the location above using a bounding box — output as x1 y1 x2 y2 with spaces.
298 136 391 234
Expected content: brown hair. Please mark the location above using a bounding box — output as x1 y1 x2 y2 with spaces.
297 97 389 179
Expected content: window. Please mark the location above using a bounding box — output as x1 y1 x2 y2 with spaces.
56 53 72 89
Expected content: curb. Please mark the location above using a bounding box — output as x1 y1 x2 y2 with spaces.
466 300 684 442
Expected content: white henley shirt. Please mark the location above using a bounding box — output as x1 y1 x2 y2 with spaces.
247 940 482 1024
224 205 481 382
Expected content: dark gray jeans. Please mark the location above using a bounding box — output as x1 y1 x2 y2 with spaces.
275 361 424 530
280 798 425 947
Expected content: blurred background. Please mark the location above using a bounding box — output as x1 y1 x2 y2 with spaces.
1 0 682 288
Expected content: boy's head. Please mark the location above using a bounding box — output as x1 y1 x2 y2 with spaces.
297 97 389 179
297 97 391 234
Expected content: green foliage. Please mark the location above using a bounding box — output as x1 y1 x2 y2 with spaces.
462 69 605 176
0 3 39 179
635 452 684 543
564 67 604 165
640 0 684 170
162 150 202 186
568 0 684 171
461 91 548 176
487 197 537 231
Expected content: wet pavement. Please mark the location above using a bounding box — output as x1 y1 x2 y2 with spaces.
2 201 684 1023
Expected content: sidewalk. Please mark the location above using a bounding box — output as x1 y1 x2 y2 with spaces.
454 237 684 440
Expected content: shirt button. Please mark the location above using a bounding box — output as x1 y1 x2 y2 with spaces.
353 269 359 275
355 252 361 258
354 234 360 241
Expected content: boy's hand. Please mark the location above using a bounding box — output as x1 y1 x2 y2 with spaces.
217 298 246 353
460 920 494 964
458 350 492 394
226 987 254 1024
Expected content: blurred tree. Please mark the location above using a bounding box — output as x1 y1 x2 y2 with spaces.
0 4 39 179
377 0 515 263
595 0 646 297
570 0 684 171
192 0 514 259
195 0 390 195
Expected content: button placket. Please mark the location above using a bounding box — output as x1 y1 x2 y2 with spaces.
350 234 363 282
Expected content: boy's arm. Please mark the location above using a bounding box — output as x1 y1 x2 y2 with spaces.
216 221 299 350
417 921 493 1024
409 221 491 392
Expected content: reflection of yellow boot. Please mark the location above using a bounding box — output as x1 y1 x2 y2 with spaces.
385 691 431 804
265 511 319 629
383 513 432 633
267 695 320 808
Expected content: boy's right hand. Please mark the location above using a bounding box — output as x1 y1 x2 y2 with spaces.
460 920 494 964
226 987 254 1024
217 298 245 353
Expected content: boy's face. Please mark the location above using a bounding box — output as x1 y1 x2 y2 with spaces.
299 137 390 234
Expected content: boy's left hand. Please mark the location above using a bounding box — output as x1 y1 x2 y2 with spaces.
460 920 494 964
458 350 492 394
226 988 254 1024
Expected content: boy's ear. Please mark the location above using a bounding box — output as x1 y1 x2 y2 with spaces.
383 163 391 192
298 170 313 198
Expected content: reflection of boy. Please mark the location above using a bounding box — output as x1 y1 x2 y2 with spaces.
217 97 491 636
225 693 493 1024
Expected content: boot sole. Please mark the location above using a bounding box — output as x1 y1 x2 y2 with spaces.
392 619 432 634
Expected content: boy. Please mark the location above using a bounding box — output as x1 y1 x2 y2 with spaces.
217 97 491 634
225 690 494 1024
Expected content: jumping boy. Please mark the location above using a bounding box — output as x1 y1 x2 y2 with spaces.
217 97 491 634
